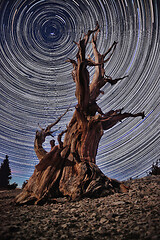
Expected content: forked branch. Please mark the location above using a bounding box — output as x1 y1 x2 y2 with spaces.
45 105 71 133
36 105 71 145
89 33 118 101
100 110 145 130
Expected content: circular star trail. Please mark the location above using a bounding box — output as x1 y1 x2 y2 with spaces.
0 0 159 186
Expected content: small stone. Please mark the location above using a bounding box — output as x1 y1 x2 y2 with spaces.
100 217 107 223
90 213 96 218
112 201 125 205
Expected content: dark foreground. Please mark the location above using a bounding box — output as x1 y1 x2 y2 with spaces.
0 175 159 240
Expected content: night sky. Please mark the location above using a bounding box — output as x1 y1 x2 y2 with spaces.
0 0 159 187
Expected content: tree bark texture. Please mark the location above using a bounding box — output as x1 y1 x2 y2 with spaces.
15 23 144 205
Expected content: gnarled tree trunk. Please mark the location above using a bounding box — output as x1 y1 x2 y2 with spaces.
15 23 144 205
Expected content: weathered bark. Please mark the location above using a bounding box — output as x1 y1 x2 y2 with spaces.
15 23 144 205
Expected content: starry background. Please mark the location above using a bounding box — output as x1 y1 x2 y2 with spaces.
0 0 159 187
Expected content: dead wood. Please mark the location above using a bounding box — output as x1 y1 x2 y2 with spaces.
15 23 144 205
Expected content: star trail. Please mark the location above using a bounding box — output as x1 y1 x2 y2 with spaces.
0 0 159 187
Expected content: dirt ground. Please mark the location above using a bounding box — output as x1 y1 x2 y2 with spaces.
0 175 160 240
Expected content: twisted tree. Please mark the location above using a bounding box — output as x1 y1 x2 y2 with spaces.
15 23 144 205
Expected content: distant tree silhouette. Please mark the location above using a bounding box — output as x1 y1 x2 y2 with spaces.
22 180 28 189
0 155 12 188
148 160 160 176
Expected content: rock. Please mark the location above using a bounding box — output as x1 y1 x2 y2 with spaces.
100 217 107 224
111 201 125 205
0 175 160 240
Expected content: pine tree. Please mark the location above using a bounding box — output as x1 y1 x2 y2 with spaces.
15 23 144 205
0 155 12 188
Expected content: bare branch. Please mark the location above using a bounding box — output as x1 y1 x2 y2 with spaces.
38 123 44 131
99 110 145 130
46 105 71 132
83 21 99 46
89 38 118 103
104 75 129 85
57 129 67 149
93 28 100 43
66 58 77 66
102 41 118 58
73 41 79 47
66 59 78 82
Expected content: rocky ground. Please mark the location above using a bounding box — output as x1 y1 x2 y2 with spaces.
0 175 159 240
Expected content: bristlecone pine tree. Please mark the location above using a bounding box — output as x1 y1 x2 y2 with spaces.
15 23 144 205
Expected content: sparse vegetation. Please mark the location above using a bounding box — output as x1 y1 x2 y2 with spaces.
8 182 18 189
22 180 28 189
148 160 160 176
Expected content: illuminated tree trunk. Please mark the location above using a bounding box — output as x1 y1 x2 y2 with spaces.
15 23 144 205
